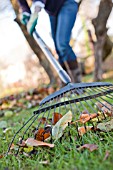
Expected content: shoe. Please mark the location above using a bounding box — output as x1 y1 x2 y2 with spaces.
64 59 82 83
70 67 81 83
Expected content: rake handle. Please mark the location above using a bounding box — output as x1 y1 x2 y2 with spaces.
33 30 71 84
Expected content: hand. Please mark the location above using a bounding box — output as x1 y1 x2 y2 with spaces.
21 12 30 25
27 12 39 35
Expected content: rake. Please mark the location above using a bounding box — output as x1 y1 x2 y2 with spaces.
7 30 113 155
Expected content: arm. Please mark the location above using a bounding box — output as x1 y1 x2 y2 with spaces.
18 0 46 13
17 0 31 13
18 0 46 34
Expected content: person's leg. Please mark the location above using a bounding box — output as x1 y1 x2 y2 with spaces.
49 15 67 69
55 0 81 82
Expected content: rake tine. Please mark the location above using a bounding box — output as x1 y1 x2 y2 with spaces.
86 88 107 120
72 88 96 134
6 114 35 156
90 88 113 110
15 111 42 155
102 87 113 98
70 89 82 138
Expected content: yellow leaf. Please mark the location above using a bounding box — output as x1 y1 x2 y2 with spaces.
24 146 33 153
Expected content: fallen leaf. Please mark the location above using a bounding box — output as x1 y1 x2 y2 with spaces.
77 144 98 152
38 87 48 94
0 155 4 159
17 140 26 147
95 102 103 109
82 110 89 114
80 113 98 123
103 150 110 161
101 107 113 117
24 146 34 153
38 117 47 124
48 87 54 94
95 102 113 117
90 113 99 119
52 110 72 140
78 126 93 136
79 114 90 123
10 143 15 150
97 119 113 132
25 138 54 148
35 127 51 141
52 112 63 125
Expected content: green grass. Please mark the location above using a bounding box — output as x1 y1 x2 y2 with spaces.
0 105 113 170
0 77 113 170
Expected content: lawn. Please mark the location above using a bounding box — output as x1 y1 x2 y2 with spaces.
0 76 113 170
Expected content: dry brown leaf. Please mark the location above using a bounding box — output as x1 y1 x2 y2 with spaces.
38 87 48 94
52 112 63 125
101 107 113 117
90 113 99 119
82 110 89 114
48 87 55 94
78 126 93 136
35 128 51 141
0 155 4 159
77 144 98 152
95 102 103 109
79 113 98 123
38 117 47 124
17 140 26 147
10 143 15 150
103 150 110 161
96 102 113 117
25 138 54 148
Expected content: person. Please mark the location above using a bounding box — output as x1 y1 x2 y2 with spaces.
17 0 82 83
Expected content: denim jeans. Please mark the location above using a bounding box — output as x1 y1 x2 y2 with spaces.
49 0 78 64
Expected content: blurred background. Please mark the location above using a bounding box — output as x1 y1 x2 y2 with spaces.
0 0 113 98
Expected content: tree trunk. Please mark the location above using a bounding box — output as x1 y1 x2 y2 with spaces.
92 0 113 81
11 0 58 85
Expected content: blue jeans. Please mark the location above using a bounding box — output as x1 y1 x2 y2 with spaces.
49 0 78 64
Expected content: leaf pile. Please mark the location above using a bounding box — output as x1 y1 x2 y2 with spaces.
10 111 72 155
0 86 56 117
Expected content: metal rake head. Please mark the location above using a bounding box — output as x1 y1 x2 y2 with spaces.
7 82 113 155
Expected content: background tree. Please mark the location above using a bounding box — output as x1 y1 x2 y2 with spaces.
11 0 58 85
92 0 113 81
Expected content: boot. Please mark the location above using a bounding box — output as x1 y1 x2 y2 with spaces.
64 59 82 83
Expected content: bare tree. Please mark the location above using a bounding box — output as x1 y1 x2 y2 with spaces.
11 0 58 85
92 0 113 81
